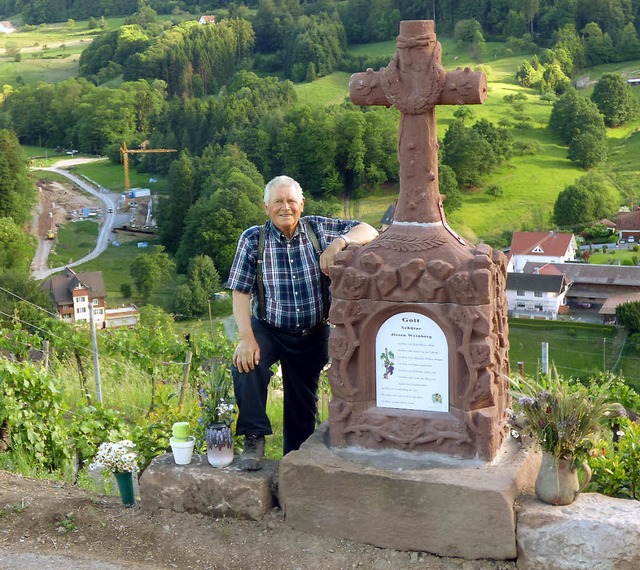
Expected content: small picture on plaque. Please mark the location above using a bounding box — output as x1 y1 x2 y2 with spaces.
375 311 449 412
379 348 395 379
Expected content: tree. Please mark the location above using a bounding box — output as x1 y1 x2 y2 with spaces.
549 89 606 145
0 129 36 227
486 184 505 200
553 173 617 228
568 131 608 168
0 217 35 274
590 73 639 127
439 164 462 214
454 19 486 61
616 301 640 333
129 245 175 301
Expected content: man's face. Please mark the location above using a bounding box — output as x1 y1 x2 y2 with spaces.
264 184 304 238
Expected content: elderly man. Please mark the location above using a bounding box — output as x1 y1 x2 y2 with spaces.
227 175 378 470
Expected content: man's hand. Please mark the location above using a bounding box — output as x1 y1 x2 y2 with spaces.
233 338 261 373
320 237 346 275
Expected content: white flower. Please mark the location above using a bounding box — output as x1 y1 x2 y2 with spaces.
89 440 137 473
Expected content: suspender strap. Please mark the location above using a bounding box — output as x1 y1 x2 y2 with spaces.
256 220 330 323
301 219 331 322
257 224 267 321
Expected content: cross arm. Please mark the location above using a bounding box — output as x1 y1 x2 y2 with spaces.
350 66 487 108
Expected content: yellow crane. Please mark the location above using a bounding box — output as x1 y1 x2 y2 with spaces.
120 142 177 210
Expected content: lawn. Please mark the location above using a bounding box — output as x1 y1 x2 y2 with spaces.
508 319 640 391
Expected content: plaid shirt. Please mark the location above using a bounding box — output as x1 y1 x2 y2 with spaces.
226 216 359 331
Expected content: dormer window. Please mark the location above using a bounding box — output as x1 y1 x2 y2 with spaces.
532 246 544 253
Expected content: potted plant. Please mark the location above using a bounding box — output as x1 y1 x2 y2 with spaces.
169 422 196 465
511 369 621 505
89 440 138 506
198 358 237 468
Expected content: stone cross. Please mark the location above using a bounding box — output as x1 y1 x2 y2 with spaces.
350 19 486 225
327 20 510 462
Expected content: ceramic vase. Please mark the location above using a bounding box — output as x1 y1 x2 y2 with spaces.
535 451 592 506
114 471 136 506
170 435 196 465
206 423 234 468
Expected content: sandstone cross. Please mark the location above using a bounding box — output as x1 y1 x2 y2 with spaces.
327 20 510 461
350 19 486 225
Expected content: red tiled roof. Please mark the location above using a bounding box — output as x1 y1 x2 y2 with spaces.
616 208 640 230
510 232 575 257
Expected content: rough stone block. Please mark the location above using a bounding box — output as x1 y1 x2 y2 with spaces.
516 493 640 570
279 424 539 560
140 453 278 521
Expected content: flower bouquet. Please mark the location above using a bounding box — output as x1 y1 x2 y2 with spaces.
198 358 237 428
89 440 137 473
510 371 619 461
198 358 237 468
510 369 621 505
89 440 137 505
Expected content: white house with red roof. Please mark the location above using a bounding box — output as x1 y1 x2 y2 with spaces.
0 21 16 33
198 15 217 24
508 231 578 272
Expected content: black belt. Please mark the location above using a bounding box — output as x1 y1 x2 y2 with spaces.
260 320 326 337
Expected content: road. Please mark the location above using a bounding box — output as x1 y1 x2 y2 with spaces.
30 158 119 281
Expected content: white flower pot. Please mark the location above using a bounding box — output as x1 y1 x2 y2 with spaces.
170 436 196 465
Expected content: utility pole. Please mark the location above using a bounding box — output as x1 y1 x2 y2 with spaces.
89 305 102 403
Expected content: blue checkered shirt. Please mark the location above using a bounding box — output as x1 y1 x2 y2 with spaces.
226 216 360 331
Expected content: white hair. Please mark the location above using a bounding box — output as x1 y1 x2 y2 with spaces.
264 175 304 203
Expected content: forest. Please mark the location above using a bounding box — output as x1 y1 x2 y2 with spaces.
0 0 640 316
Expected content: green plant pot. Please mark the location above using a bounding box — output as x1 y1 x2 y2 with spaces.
114 471 135 506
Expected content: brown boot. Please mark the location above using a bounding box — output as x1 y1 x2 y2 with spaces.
237 434 265 471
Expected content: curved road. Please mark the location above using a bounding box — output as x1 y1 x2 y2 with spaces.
31 158 118 281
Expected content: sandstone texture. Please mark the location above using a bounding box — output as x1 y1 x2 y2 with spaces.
517 493 640 570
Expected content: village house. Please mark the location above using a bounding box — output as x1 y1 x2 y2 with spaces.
507 231 578 272
40 268 138 328
0 21 16 33
616 207 640 242
522 261 640 322
198 15 217 25
506 270 572 320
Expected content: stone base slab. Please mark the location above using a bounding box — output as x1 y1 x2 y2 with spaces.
517 493 640 570
140 453 278 521
279 424 539 560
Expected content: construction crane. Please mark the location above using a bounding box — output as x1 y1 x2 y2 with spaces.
120 142 177 210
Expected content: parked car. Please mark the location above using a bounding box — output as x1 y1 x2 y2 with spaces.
576 302 592 309
628 236 635 243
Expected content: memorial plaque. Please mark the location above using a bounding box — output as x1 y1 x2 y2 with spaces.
375 312 448 412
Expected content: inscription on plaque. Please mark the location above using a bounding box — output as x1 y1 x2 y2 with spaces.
375 312 448 412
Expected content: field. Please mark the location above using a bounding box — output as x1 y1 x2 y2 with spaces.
12 21 640 391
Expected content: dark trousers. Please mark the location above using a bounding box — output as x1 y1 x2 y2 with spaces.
232 317 330 455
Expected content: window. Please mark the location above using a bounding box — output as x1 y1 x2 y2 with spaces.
92 298 99 306
76 307 87 314
76 296 86 303
535 304 543 311
516 302 526 308
516 290 525 296
534 291 543 297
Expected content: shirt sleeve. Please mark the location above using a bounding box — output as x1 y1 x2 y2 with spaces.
304 216 362 251
226 226 260 293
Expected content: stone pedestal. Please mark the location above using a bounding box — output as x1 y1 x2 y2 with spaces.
140 453 278 521
279 424 539 560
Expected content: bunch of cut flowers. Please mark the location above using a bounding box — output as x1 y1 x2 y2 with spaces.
510 368 622 461
198 358 237 427
89 439 137 473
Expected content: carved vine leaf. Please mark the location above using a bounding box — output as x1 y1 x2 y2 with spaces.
375 232 448 252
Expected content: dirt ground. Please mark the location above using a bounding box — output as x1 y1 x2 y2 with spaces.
34 179 100 239
0 469 517 570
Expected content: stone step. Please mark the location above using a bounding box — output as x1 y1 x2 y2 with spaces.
140 453 278 521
